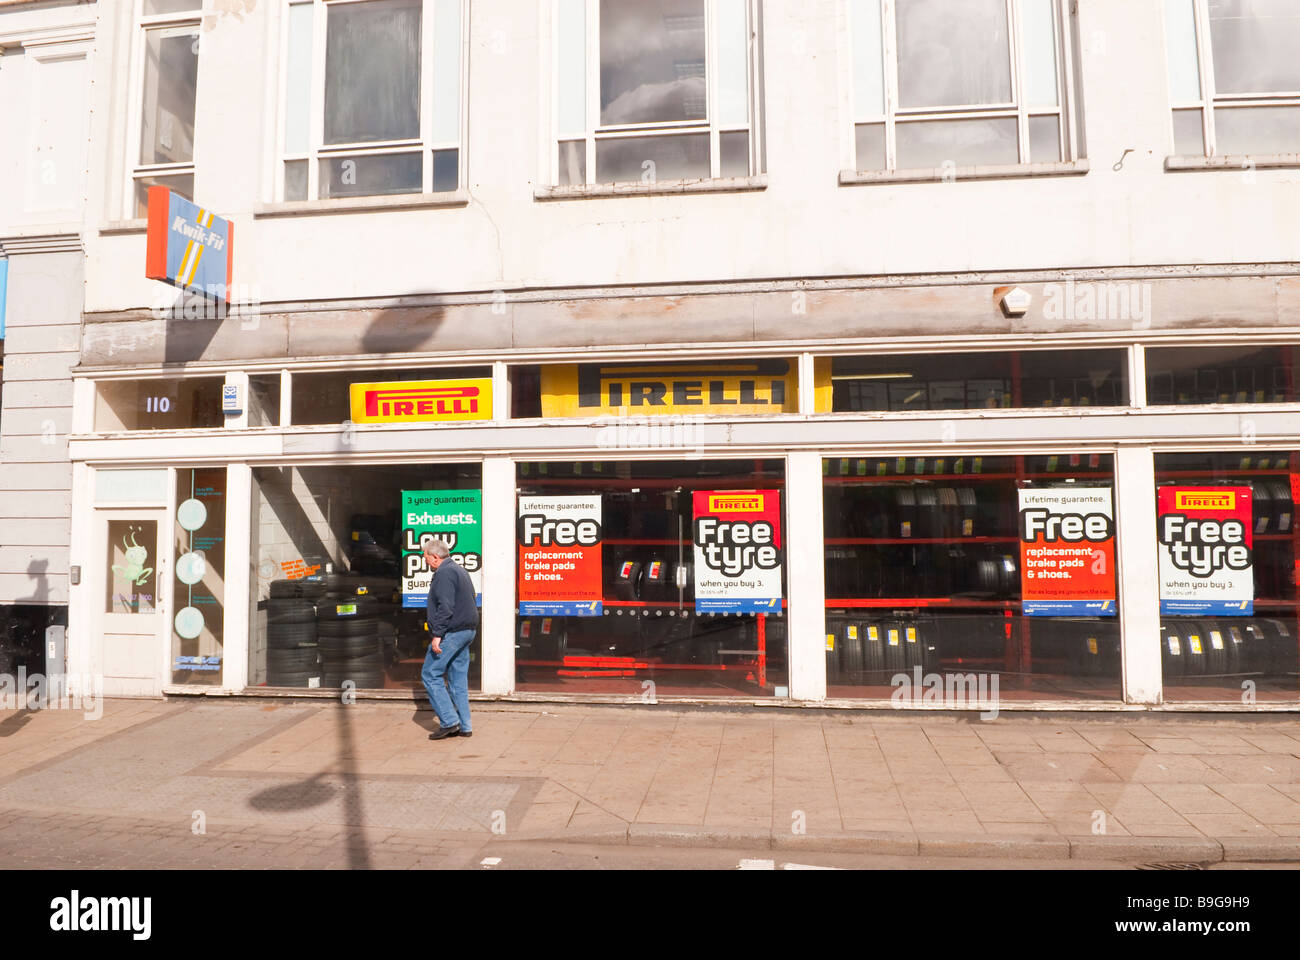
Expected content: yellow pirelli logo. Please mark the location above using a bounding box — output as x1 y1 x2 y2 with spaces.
348 378 493 424
708 495 764 513
1174 491 1235 511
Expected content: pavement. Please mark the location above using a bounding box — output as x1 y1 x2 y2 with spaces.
2 697 1300 868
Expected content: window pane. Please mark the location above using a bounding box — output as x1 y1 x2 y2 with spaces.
599 0 707 125
284 159 308 201
1214 105 1300 155
896 0 1011 108
854 122 885 170
432 0 462 143
1208 0 1300 95
133 173 193 220
1163 0 1202 102
1021 0 1059 107
319 152 422 198
432 148 458 191
1146 345 1299 405
596 133 709 182
285 3 313 154
1029 114 1061 162
716 0 749 127
106 520 159 614
1172 108 1204 155
719 130 749 177
324 0 421 144
143 0 202 13
95 377 225 431
140 28 199 165
895 116 1018 168
557 0 588 134
172 468 225 687
558 139 587 185
852 0 885 116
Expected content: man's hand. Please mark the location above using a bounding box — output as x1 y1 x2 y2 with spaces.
431 637 442 655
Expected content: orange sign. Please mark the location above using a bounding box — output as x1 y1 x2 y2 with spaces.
348 378 492 424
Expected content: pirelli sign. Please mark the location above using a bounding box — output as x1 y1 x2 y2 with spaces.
349 378 493 424
540 360 831 418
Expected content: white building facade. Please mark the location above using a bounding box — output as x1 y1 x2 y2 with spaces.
62 0 1300 709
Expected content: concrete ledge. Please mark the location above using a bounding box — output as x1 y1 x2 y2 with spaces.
919 833 1070 860
1219 838 1300 862
839 159 1089 186
1068 836 1223 863
628 823 771 849
774 830 918 856
253 190 469 218
513 826 629 846
1165 153 1300 172
535 175 768 201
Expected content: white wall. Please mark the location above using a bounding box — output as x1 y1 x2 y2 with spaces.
80 0 1300 318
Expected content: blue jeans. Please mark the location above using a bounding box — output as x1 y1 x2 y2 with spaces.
422 628 475 732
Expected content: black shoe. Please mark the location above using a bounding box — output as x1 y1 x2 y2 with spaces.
458 730 473 738
429 725 461 741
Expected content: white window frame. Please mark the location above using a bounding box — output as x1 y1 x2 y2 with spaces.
1167 0 1300 158
849 0 1078 173
275 0 467 202
125 1 204 219
550 0 762 187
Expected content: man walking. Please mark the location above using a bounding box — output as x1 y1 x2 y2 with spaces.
421 539 478 740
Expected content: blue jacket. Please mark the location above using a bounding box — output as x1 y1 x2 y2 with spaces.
426 559 478 637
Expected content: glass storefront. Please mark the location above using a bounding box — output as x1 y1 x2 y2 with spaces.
823 454 1121 701
1155 451 1298 702
514 458 788 697
250 463 482 691
172 468 226 685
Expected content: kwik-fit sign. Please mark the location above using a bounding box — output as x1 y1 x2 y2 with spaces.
692 490 783 613
349 378 493 424
145 187 232 300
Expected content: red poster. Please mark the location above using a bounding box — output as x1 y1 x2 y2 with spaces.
518 495 603 616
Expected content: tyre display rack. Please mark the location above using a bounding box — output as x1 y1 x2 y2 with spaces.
822 454 1121 689
515 461 787 693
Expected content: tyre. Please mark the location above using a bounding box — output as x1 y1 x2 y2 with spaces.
1182 623 1208 676
903 621 924 670
321 673 384 689
266 671 318 688
266 621 318 649
1200 620 1228 676
883 620 906 675
841 623 864 680
1160 623 1186 678
863 621 885 677
318 617 382 638
267 599 317 625
267 647 319 671
317 596 380 620
269 578 325 599
319 635 382 658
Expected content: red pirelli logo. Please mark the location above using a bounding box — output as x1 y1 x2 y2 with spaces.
348 378 493 424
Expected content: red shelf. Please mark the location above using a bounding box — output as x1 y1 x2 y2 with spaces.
824 473 1113 484
1155 470 1293 478
826 536 1016 545
826 598 1016 609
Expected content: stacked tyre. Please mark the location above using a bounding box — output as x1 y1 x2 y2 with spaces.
266 594 319 687
316 595 385 689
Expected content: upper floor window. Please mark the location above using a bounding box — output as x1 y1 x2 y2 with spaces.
278 0 465 202
551 0 760 186
130 0 203 218
1164 0 1300 157
849 0 1078 173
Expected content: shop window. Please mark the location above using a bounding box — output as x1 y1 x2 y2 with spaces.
850 0 1080 173
279 0 465 201
1164 0 1300 158
251 463 482 691
172 468 226 686
1145 344 1298 405
94 377 225 431
130 0 202 218
1154 451 1298 702
290 365 491 426
831 349 1128 412
516 458 787 697
248 374 282 427
551 0 760 186
823 454 1120 701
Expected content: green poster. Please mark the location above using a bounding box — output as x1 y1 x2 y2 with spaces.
401 489 482 607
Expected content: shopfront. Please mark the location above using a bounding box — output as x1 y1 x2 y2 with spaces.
66 342 1300 710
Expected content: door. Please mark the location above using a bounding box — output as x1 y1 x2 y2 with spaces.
94 510 168 696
